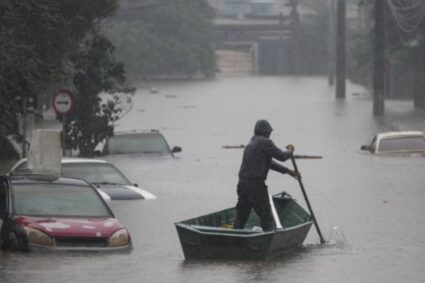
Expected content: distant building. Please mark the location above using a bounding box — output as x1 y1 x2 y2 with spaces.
207 0 315 18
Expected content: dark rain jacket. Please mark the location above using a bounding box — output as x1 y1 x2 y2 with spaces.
238 120 291 182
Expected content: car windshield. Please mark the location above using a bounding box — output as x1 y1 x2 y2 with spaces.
12 183 111 217
379 136 425 152
62 163 131 185
105 133 170 155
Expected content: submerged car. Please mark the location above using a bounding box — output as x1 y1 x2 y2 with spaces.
97 130 182 157
361 131 425 155
9 158 156 201
0 175 132 251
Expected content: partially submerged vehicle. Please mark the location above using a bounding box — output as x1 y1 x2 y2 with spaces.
0 174 132 252
361 131 425 155
175 192 313 260
10 158 156 201
96 130 182 157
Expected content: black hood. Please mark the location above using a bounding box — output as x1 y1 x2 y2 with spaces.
254 120 273 138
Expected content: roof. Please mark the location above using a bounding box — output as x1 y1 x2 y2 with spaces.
61 157 108 164
113 129 161 136
8 175 89 186
15 157 109 165
377 131 424 140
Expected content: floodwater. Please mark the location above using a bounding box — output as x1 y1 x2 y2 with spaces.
1 76 425 282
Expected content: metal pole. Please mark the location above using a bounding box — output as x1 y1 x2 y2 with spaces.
22 99 27 157
62 115 66 156
373 0 385 116
328 0 336 86
335 0 346 99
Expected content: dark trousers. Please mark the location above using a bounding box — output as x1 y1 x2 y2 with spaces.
234 181 274 231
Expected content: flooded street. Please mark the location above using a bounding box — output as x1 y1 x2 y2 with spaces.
2 76 425 282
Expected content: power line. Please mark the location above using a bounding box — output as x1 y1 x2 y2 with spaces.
386 0 425 33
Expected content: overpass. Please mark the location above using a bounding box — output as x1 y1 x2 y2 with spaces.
213 7 299 75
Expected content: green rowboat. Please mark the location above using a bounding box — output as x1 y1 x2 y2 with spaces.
175 192 313 260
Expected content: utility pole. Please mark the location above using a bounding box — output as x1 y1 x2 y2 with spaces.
373 0 385 116
335 0 346 99
289 0 300 75
328 0 336 86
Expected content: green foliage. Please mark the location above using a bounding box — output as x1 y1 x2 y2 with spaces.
66 31 134 156
349 0 425 93
349 25 374 86
0 0 133 155
296 5 330 74
105 0 216 80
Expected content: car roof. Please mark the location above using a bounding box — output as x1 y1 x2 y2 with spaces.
61 157 109 164
17 157 109 164
8 175 90 186
113 129 163 136
377 131 424 140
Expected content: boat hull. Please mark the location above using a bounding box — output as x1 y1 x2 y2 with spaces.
175 193 313 260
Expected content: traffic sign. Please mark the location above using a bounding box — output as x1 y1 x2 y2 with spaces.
53 90 74 115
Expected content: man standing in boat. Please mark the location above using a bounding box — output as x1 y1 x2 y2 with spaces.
234 119 299 232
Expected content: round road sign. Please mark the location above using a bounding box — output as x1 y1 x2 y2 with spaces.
53 90 74 115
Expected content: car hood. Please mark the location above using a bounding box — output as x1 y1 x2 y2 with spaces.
96 184 156 200
14 216 123 238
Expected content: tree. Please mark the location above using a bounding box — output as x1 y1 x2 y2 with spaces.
66 31 134 156
104 0 216 80
0 0 133 155
350 0 425 108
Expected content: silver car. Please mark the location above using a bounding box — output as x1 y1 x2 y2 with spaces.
9 158 156 201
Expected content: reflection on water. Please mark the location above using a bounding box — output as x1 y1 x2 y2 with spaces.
1 77 425 283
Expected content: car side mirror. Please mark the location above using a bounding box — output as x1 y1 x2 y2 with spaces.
360 145 371 151
171 146 182 153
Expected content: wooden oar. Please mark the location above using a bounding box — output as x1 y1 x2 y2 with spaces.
293 155 322 159
290 155 326 244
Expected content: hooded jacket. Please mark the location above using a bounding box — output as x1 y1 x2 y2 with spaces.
238 120 291 182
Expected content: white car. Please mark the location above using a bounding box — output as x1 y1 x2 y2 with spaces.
361 131 425 155
9 158 156 201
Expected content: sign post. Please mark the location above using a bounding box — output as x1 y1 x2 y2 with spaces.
53 89 74 155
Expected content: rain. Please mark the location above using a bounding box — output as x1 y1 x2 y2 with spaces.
1 1 425 282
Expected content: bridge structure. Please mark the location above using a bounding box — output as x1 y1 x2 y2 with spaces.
212 2 299 76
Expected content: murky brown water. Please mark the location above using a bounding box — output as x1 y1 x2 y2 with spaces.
1 76 425 283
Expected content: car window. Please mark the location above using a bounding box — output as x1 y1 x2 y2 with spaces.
106 133 170 155
379 136 425 152
370 136 377 152
62 163 131 185
12 183 111 217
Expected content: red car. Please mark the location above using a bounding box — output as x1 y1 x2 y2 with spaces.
0 174 131 251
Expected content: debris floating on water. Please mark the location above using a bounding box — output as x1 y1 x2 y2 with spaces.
222 144 245 149
150 87 158 94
